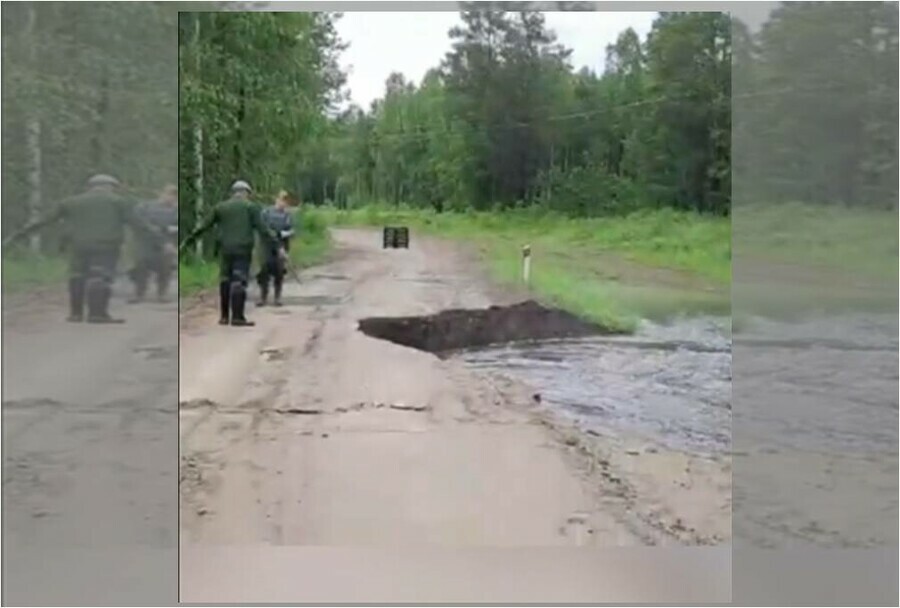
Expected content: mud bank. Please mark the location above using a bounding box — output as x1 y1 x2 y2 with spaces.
357 300 621 354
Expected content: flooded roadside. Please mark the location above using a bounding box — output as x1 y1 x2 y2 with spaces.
457 316 732 457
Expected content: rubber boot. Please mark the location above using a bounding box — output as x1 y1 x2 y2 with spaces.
257 281 269 307
273 280 283 307
86 279 124 324
156 270 170 303
67 278 85 322
129 271 146 303
230 282 255 327
218 281 230 325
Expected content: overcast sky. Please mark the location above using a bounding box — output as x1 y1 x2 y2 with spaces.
335 11 658 109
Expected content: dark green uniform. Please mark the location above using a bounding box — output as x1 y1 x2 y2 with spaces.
186 196 277 325
129 199 178 301
4 187 160 322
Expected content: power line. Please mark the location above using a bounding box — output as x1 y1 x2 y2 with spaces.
310 82 867 147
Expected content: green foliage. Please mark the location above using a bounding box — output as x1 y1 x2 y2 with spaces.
313 204 731 328
322 10 732 217
178 11 347 240
1 252 67 291
2 2 177 248
734 201 898 280
733 3 897 209
315 204 730 282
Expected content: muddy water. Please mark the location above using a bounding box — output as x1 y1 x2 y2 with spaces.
734 314 898 454
457 317 732 456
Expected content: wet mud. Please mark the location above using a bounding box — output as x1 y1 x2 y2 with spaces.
458 316 732 456
358 300 619 355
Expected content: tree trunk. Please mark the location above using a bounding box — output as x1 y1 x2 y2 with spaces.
192 14 204 257
25 3 42 253
234 84 245 176
91 70 110 171
26 120 42 253
193 125 204 256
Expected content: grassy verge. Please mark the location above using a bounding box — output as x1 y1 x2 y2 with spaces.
1 252 68 292
733 201 897 280
178 209 332 298
732 202 897 319
314 204 732 330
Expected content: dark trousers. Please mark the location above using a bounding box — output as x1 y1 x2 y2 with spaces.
218 251 252 321
219 251 252 283
68 246 120 319
256 247 286 299
130 251 173 299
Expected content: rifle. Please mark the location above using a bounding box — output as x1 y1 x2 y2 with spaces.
281 251 303 285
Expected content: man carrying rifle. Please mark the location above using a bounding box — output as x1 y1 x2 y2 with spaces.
2 174 167 324
129 184 179 303
180 180 284 327
257 189 296 307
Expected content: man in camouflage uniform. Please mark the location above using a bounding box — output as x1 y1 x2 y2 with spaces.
256 190 295 307
2 174 165 323
180 180 283 327
129 184 179 303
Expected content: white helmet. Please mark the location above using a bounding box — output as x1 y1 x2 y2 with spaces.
87 174 120 188
231 180 252 194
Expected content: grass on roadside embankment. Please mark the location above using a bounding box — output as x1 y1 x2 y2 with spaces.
1 235 149 293
733 201 897 280
178 209 332 298
731 201 897 319
313 204 732 331
1 253 68 292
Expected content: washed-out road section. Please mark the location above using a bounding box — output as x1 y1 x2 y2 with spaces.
178 228 730 602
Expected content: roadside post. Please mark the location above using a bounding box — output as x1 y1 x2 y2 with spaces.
522 244 531 285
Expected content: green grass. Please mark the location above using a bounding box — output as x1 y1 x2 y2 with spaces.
314 204 732 330
733 201 897 280
317 204 730 280
178 209 332 297
318 201 899 325
731 202 897 318
1 252 68 292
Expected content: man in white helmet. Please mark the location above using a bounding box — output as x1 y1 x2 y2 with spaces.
3 173 163 323
181 179 284 326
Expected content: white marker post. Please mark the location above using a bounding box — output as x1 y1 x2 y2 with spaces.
522 244 532 285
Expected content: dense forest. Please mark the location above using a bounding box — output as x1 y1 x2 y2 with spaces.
177 3 897 236
177 10 347 248
178 9 732 218
733 2 898 209
1 2 178 251
3 4 896 257
325 10 731 216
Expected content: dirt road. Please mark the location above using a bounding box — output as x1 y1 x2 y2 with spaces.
2 285 178 605
179 229 729 556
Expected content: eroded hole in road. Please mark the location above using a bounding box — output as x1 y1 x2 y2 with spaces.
357 300 618 354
